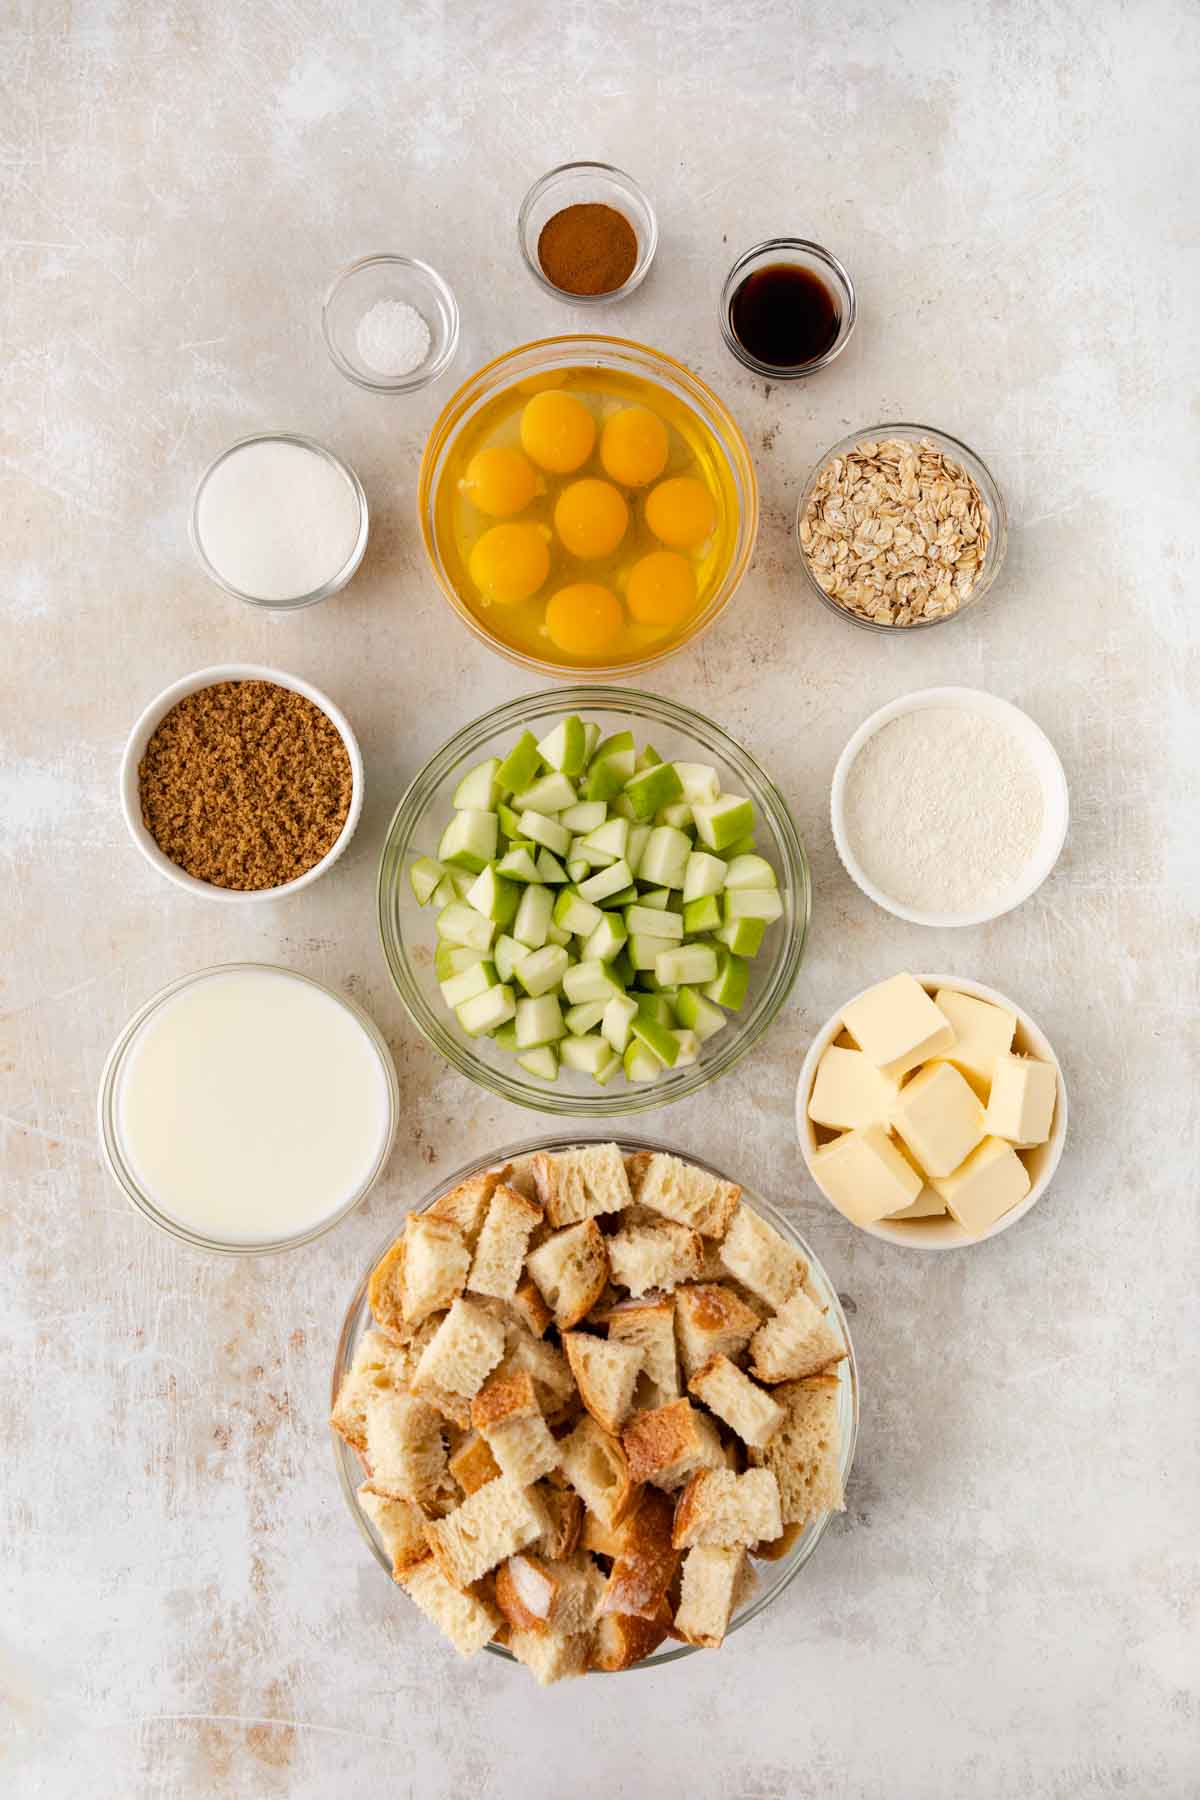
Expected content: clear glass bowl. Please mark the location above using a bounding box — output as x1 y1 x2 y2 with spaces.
330 1132 858 1671
190 432 369 611
97 964 400 1256
518 162 657 304
322 254 460 394
417 334 759 680
719 238 857 378
795 423 1008 634
377 687 810 1115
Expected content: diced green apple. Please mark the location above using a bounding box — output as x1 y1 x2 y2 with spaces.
703 948 750 1010
672 761 721 806
435 941 485 980
515 994 567 1048
655 943 719 987
559 1033 619 1079
438 809 498 873
452 758 501 811
518 810 571 857
722 853 777 890
623 761 683 819
515 944 570 997
682 894 722 934
583 913 627 963
638 825 692 889
513 772 578 814
625 823 652 875
715 916 766 956
559 800 608 834
456 984 515 1036
465 865 519 926
408 856 445 906
601 992 638 1053
562 961 623 1004
692 796 755 853
493 934 522 982
513 883 554 949
623 1040 662 1082
535 849 568 884
537 716 589 776
495 846 542 884
516 1045 559 1080
436 902 495 951
553 887 604 937
496 731 542 794
624 903 683 940
576 859 633 904
724 888 783 923
683 851 727 902
564 1000 607 1036
439 960 497 1008
674 987 728 1040
630 1012 680 1066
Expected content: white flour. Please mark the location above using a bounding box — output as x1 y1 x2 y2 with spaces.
842 706 1044 913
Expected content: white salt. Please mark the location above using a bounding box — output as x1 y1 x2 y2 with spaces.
195 438 362 602
355 298 431 376
843 706 1044 914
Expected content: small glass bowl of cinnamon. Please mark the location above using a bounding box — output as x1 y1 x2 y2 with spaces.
518 161 658 304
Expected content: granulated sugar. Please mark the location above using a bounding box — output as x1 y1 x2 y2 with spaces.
195 438 362 602
842 706 1044 914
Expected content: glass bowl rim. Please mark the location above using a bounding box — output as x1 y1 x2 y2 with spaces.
415 332 760 680
321 253 461 394
719 237 858 379
794 420 1009 634
96 962 400 1256
189 431 369 610
330 1128 859 1670
376 684 810 1114
517 161 659 306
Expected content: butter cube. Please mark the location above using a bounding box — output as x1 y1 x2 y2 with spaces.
841 973 955 1079
887 1187 948 1220
812 1124 923 1225
891 1060 986 1178
808 1044 901 1131
930 1136 1031 1234
985 1052 1057 1147
934 988 1016 1096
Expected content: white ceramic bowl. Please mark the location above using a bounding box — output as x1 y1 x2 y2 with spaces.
795 974 1068 1251
831 687 1069 927
120 663 364 903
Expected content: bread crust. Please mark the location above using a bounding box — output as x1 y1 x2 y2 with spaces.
598 1488 679 1621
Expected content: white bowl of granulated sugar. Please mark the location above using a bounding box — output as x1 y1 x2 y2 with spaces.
830 686 1069 928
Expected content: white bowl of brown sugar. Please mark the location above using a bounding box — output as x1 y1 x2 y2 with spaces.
120 664 364 902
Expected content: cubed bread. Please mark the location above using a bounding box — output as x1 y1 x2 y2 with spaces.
511 1276 553 1339
633 1153 741 1239
623 1149 654 1201
356 1482 430 1577
468 1183 543 1301
690 1354 785 1449
532 1142 632 1227
366 1233 415 1344
401 1213 471 1328
748 1374 843 1527
509 1624 589 1685
411 1298 508 1406
671 1468 782 1549
447 1431 501 1496
622 1398 725 1491
597 1488 679 1621
426 1169 505 1246
363 1390 446 1503
529 1484 584 1561
753 1521 804 1561
525 1220 610 1330
563 1331 644 1434
580 1508 626 1558
502 1333 576 1417
424 1477 548 1589
470 1368 560 1486
589 1604 672 1671
719 1203 808 1310
675 1282 761 1380
673 1546 747 1648
496 1551 602 1637
558 1414 640 1529
330 1328 408 1452
749 1289 846 1384
399 1558 501 1658
602 1296 679 1403
607 1223 704 1296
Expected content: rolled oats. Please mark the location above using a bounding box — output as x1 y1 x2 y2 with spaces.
798 437 992 626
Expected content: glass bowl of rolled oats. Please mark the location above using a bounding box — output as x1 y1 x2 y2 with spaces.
795 424 1007 632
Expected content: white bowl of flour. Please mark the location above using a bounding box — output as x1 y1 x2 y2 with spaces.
831 687 1069 927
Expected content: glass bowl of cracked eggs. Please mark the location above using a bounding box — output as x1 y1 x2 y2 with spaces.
795 423 1008 633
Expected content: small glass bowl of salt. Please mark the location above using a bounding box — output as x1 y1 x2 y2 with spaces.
323 254 459 394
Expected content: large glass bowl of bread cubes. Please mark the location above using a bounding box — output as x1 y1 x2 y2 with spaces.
329 1137 858 1681
796 973 1068 1251
377 688 810 1114
417 335 758 679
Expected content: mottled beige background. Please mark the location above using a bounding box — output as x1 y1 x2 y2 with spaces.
2 2 1197 1796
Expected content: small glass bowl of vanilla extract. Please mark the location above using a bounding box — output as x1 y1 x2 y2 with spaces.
720 239 856 378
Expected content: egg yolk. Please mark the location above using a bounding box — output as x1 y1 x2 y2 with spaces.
544 583 624 656
459 446 538 517
468 522 550 605
625 550 697 627
554 478 629 560
600 405 670 487
519 390 596 473
645 476 717 549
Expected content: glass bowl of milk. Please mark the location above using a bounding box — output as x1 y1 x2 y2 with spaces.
98 965 399 1253
190 432 369 610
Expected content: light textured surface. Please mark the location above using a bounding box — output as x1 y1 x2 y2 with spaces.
2 2 1197 1796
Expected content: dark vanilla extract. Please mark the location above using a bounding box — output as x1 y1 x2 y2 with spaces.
729 262 840 369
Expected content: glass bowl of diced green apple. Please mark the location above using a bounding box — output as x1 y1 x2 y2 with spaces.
377 688 811 1114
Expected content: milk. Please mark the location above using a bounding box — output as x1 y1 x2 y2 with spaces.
115 968 393 1245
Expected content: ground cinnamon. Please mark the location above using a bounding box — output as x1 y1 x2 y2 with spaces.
537 202 638 296
138 680 352 890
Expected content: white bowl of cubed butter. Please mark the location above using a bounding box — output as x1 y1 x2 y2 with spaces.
795 973 1067 1249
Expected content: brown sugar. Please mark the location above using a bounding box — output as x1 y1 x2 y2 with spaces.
138 680 353 891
